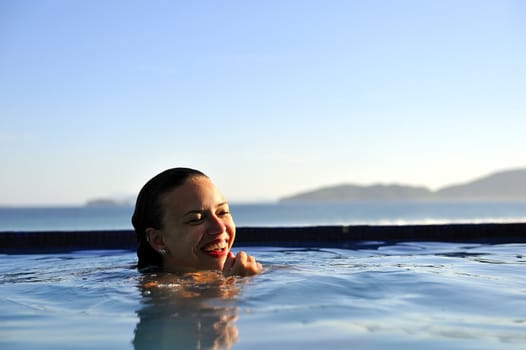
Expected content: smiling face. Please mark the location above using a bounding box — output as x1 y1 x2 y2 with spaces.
147 175 235 272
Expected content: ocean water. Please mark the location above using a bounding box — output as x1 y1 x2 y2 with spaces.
1 201 526 231
1 244 525 349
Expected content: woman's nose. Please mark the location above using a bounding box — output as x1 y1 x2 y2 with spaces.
207 214 226 235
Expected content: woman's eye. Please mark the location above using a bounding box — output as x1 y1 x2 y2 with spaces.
187 216 203 224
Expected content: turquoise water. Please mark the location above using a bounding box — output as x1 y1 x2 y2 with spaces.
1 243 525 349
2 201 526 231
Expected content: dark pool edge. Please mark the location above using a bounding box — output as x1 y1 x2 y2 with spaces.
1 223 526 254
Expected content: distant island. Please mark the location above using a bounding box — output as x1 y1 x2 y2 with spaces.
279 168 526 202
85 198 135 207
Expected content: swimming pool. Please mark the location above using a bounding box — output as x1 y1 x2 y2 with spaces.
1 228 525 349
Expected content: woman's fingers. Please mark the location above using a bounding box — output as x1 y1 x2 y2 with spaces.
222 251 236 275
223 251 262 277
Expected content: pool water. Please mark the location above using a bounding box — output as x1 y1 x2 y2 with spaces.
1 243 525 350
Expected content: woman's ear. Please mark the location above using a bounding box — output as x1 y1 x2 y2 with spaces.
145 228 166 254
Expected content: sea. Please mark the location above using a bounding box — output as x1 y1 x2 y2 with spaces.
1 201 526 231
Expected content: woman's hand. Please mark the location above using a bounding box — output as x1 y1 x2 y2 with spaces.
223 251 262 277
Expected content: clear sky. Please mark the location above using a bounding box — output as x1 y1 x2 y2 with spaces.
1 0 525 206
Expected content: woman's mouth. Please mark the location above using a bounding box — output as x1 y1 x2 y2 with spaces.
201 241 228 257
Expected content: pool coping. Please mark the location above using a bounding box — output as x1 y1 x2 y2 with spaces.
1 223 526 254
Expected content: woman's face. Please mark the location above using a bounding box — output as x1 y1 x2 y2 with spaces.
154 176 236 272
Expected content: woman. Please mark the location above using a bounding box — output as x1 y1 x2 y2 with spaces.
132 167 262 276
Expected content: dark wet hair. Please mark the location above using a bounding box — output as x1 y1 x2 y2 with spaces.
131 167 207 270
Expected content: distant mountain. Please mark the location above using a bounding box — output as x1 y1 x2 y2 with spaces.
280 184 432 202
435 168 526 200
279 168 526 202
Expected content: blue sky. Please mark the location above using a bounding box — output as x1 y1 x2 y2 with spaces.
1 0 525 205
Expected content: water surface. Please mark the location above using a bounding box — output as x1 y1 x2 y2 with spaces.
1 243 525 349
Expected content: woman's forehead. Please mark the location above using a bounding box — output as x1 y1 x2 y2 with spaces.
162 176 226 209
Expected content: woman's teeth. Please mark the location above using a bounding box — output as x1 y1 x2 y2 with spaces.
203 242 227 252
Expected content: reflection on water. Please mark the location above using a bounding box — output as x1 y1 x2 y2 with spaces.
133 271 241 350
